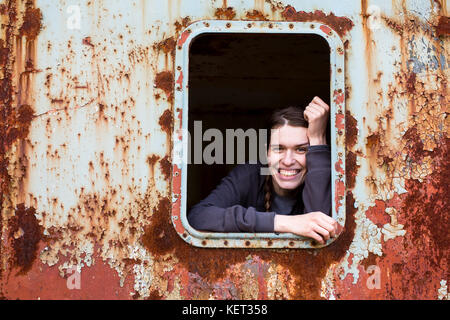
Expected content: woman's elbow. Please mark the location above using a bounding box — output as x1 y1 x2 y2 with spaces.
187 208 201 230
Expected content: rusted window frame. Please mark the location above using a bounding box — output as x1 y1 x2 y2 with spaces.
171 20 346 249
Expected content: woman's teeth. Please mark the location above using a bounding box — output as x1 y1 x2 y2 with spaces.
279 169 299 176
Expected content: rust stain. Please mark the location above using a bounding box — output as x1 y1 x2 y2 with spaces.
159 109 174 156
2 104 34 151
345 110 358 150
8 204 43 275
265 0 285 13
366 133 380 154
0 5 16 255
18 6 42 40
406 72 416 94
0 39 8 67
142 190 357 299
147 154 160 177
174 17 191 33
339 136 450 299
159 155 172 181
435 16 450 36
281 5 354 37
158 109 173 136
154 71 174 103
147 290 163 300
401 136 449 259
345 151 359 190
153 36 176 58
214 7 237 20
82 36 95 47
1 0 38 234
245 10 268 20
382 16 404 35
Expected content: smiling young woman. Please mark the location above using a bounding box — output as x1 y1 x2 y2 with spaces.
188 97 338 245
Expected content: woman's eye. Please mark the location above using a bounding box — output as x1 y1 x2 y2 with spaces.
271 147 283 152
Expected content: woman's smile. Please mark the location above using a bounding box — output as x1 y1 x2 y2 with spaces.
277 168 302 179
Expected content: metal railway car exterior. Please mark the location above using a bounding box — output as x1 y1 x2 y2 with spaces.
0 0 448 299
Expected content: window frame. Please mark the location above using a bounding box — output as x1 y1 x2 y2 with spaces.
171 20 346 249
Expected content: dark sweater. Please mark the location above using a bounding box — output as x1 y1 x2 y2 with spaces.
188 145 331 232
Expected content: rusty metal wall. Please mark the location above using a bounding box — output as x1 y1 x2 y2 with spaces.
0 0 448 299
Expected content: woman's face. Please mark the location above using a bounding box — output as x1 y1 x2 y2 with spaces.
267 124 308 196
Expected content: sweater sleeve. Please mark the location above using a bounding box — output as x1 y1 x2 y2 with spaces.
188 165 275 233
302 145 332 216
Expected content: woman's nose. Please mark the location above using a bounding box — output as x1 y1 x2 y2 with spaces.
282 150 295 166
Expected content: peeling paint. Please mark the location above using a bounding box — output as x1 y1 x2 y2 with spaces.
281 5 354 37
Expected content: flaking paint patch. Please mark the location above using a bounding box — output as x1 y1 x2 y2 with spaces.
438 280 449 300
330 2 448 298
245 10 268 20
214 7 237 20
281 5 354 37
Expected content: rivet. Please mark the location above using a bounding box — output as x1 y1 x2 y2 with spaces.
245 240 251 246
201 240 207 246
226 22 231 28
289 241 295 247
268 23 273 28
289 23 294 29
247 23 252 28
267 240 273 246
223 240 228 246
337 68 342 73
310 24 315 29
177 66 181 71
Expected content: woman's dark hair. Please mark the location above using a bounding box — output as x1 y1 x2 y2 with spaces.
264 106 308 212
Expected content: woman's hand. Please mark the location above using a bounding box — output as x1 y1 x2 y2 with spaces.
303 96 330 146
274 211 340 244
